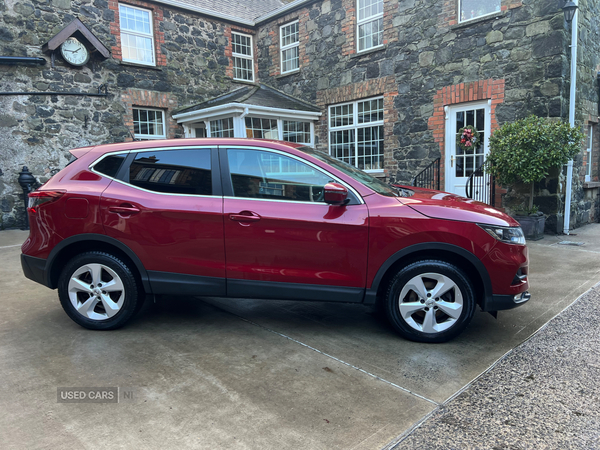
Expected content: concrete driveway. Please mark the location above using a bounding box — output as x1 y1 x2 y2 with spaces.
1 225 599 449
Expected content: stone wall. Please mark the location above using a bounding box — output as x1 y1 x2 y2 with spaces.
0 0 243 228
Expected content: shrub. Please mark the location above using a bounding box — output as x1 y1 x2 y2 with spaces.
486 115 584 212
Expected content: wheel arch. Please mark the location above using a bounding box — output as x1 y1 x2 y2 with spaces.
365 243 492 309
47 234 151 293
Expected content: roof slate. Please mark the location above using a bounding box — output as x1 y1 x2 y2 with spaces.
177 84 320 114
172 0 285 21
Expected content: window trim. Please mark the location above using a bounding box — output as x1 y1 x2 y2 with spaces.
280 20 300 74
586 124 594 182
356 0 384 54
221 146 364 205
133 107 166 140
119 3 156 66
458 0 502 23
328 97 385 173
232 31 254 82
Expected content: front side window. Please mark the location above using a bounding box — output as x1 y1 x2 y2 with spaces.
329 98 384 171
210 117 234 137
232 32 254 81
459 0 501 22
280 21 299 73
133 108 165 139
357 0 383 52
129 149 212 195
119 4 155 65
245 117 278 139
227 149 331 202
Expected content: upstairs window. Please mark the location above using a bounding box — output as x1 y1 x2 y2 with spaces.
280 21 299 74
357 0 383 52
119 4 155 65
133 108 165 139
232 32 254 82
459 0 501 22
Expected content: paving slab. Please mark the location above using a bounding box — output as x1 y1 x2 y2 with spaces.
0 234 433 450
204 224 600 404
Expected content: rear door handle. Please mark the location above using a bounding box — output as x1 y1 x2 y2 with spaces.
109 205 140 215
229 211 261 222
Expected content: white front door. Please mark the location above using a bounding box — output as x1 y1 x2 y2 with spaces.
445 102 490 196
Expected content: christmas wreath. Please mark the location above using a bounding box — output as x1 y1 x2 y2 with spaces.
457 125 480 151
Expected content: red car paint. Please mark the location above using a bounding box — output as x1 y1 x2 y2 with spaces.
21 138 529 331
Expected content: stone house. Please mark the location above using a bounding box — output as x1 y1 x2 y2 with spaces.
0 0 598 232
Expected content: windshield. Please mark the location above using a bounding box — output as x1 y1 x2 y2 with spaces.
298 146 412 197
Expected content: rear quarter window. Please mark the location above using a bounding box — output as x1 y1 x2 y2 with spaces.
93 153 128 178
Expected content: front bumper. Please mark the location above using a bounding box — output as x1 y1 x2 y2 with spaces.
483 291 531 312
21 254 51 288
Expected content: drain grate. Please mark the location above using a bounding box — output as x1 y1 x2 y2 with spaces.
557 241 584 246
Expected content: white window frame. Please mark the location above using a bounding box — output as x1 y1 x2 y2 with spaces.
458 0 502 23
133 107 166 140
586 124 594 181
119 4 155 66
232 31 254 82
357 0 384 53
328 97 384 172
280 20 300 74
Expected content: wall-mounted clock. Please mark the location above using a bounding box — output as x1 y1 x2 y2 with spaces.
60 37 90 66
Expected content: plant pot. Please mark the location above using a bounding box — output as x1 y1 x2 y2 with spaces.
514 214 545 241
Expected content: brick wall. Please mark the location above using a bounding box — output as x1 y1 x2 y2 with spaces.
121 89 179 139
109 0 167 67
428 79 506 201
316 76 398 178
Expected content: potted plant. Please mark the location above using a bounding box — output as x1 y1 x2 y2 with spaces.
486 115 584 240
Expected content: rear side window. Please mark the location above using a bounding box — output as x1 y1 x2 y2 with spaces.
94 153 127 178
129 149 212 195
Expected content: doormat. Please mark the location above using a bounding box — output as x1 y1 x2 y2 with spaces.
557 241 585 246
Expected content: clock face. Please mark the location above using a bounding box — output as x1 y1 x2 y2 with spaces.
60 38 90 66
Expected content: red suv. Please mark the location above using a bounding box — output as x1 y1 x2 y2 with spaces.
20 139 529 342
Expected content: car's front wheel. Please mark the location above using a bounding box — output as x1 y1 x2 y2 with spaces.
58 252 142 330
385 260 476 343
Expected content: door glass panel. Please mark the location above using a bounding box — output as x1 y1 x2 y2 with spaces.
228 149 332 202
129 149 212 195
455 107 486 179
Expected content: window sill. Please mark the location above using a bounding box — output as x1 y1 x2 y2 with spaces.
350 44 387 59
583 181 600 189
276 69 300 79
119 60 162 71
233 79 257 86
452 11 505 30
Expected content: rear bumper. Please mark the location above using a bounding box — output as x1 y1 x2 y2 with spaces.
21 254 51 288
482 291 531 312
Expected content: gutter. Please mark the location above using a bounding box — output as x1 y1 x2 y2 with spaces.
0 56 46 65
173 102 321 123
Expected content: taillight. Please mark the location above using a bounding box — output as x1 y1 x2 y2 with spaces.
28 190 65 213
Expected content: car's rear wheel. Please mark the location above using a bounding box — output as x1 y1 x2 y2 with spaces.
385 260 476 343
58 252 141 330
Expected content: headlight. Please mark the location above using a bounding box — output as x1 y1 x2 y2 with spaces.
478 224 526 245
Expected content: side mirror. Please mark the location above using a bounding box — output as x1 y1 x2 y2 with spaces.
323 182 349 205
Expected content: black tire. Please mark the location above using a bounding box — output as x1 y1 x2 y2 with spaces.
385 260 476 343
58 251 142 330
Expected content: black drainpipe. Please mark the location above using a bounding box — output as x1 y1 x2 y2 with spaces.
0 84 110 97
0 56 46 65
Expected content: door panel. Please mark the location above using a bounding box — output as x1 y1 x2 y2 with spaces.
100 147 226 283
445 103 490 196
222 147 369 289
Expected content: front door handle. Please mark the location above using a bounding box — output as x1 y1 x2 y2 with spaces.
229 211 261 222
109 205 140 215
